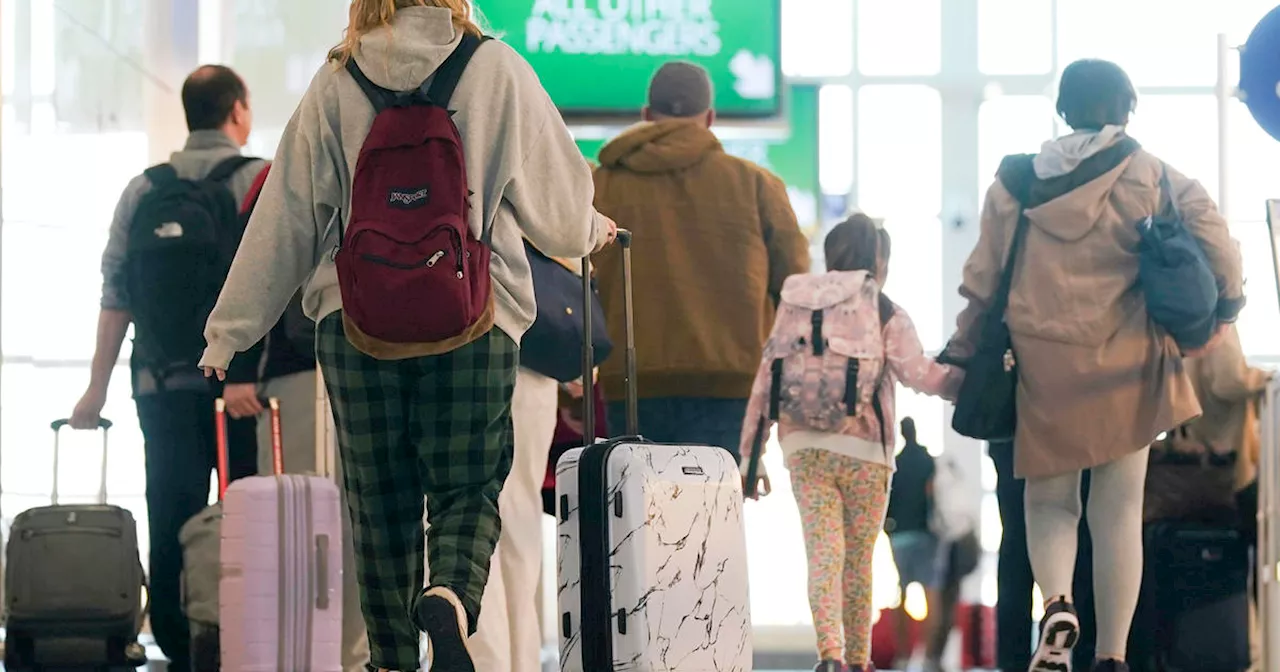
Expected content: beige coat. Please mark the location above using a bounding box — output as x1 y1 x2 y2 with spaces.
952 149 1244 479
1177 325 1269 490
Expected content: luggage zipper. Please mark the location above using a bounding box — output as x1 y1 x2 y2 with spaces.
20 525 122 540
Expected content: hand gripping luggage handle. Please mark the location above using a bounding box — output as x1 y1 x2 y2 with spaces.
215 397 283 501
582 229 636 442
49 417 113 506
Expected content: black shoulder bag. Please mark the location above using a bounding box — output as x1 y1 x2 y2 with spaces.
948 155 1036 441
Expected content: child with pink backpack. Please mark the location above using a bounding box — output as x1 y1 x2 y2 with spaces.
740 214 963 672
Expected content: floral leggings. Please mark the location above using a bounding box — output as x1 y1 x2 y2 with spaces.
787 448 892 667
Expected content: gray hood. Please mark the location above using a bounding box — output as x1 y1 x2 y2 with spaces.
354 7 461 91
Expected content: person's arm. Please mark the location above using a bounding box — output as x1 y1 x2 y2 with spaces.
886 307 961 400
942 179 1015 363
200 70 341 372
71 178 146 428
1168 165 1245 321
758 172 810 304
503 58 610 258
738 351 776 463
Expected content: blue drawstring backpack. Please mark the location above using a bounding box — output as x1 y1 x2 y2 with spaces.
1136 167 1219 350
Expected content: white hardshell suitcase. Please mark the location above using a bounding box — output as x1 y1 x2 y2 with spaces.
218 396 344 671
555 230 753 672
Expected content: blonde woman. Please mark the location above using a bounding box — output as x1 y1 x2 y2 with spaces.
198 1 616 670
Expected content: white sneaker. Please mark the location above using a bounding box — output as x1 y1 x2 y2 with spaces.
1030 599 1079 672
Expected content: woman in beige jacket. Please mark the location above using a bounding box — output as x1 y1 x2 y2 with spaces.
946 60 1245 672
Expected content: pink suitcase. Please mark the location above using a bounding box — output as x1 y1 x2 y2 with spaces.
217 397 344 671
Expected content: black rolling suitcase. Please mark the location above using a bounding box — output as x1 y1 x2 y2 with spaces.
3 419 149 671
1130 522 1250 672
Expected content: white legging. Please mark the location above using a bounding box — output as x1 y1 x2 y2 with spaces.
1024 447 1150 660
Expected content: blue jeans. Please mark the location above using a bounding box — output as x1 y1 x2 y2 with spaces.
607 397 747 463
889 530 944 590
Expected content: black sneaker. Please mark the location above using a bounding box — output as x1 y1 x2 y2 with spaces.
1090 660 1129 672
1030 598 1079 672
814 660 846 672
413 586 475 672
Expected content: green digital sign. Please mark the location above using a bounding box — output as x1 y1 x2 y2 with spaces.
477 0 782 118
576 85 821 235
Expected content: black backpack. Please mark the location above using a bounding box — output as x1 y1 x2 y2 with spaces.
126 156 255 376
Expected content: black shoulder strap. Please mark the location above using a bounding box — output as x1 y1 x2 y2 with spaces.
426 33 489 108
206 155 255 184
143 163 179 187
872 291 894 452
988 154 1037 322
346 58 396 114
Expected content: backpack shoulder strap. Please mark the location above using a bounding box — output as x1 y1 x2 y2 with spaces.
206 155 255 184
871 291 894 451
346 58 395 114
996 153 1036 206
143 163 179 187
241 164 272 215
426 33 490 108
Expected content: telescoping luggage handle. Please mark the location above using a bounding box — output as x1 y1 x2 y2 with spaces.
48 417 113 506
214 397 283 501
581 229 635 442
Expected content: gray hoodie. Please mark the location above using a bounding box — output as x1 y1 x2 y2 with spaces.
199 7 608 370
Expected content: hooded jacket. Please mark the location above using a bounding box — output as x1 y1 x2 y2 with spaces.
199 7 608 370
591 119 810 400
950 129 1244 479
1177 325 1269 491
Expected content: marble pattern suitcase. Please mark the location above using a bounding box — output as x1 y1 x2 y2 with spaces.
218 397 344 671
555 230 753 671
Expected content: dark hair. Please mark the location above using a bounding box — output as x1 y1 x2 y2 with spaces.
824 213 882 273
900 417 917 443
181 65 248 132
1056 59 1137 131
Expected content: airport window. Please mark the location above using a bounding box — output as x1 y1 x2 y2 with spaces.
881 217 943 353
227 0 349 155
857 85 942 218
1229 100 1280 214
977 0 1052 76
1232 221 1280 358
1126 94 1220 202
1057 0 1275 88
977 95 1055 205
857 0 941 77
818 84 855 195
782 0 853 78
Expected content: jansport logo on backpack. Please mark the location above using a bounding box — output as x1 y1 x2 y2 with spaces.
126 156 255 376
336 33 494 356
388 185 431 209
765 271 892 441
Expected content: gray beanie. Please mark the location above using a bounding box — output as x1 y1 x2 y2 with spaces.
647 61 714 118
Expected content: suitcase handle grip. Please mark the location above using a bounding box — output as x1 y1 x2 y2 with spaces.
50 417 113 506
215 397 283 501
51 418 113 431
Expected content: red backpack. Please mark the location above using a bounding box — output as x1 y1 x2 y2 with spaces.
338 33 492 357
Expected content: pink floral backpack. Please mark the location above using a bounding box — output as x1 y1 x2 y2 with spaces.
763 270 894 438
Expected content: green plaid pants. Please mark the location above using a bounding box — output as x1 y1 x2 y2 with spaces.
316 312 516 669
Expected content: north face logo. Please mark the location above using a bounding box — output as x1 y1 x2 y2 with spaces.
154 222 184 238
388 185 431 209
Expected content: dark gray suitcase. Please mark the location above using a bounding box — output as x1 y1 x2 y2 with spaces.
3 418 148 670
